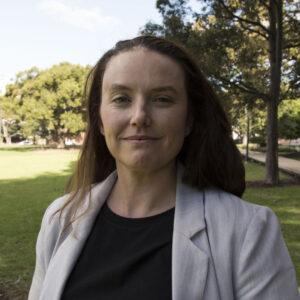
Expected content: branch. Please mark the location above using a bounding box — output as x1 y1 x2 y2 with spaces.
281 88 300 101
218 0 270 34
258 0 270 10
219 76 269 101
283 42 300 49
238 20 269 40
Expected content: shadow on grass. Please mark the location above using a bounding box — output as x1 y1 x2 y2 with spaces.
0 160 77 299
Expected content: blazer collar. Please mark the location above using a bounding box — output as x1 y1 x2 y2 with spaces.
40 171 118 300
76 163 206 239
174 163 206 237
172 164 209 300
41 166 210 300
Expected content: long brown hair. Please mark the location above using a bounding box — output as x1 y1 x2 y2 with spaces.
56 35 245 226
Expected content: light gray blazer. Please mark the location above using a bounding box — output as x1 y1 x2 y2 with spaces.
29 169 299 300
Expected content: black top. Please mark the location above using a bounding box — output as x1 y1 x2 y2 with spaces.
62 201 175 300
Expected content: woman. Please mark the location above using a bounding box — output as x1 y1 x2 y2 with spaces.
29 36 299 300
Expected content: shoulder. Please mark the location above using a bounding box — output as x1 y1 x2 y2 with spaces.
36 193 73 263
37 182 101 255
37 170 118 254
203 188 299 298
203 187 282 258
204 187 276 229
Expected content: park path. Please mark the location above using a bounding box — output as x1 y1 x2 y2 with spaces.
239 149 300 177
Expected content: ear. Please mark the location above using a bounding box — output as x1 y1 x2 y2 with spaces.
100 124 105 136
98 117 105 136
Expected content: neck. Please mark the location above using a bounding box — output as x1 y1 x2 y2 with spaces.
107 161 177 218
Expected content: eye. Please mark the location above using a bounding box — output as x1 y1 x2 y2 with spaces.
112 96 130 104
153 96 173 103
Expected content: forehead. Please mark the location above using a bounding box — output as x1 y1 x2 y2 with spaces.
102 48 185 90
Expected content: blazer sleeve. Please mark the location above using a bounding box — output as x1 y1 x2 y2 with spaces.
28 203 62 300
235 206 299 299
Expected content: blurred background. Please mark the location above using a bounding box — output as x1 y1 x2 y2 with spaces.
0 0 299 298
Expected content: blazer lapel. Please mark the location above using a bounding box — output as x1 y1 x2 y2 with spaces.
40 165 211 300
40 171 117 300
172 166 209 300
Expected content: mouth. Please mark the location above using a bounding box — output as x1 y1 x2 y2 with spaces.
124 135 158 140
123 135 159 143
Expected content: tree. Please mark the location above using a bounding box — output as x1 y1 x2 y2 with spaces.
141 0 300 184
1 63 90 147
140 0 193 44
278 99 300 139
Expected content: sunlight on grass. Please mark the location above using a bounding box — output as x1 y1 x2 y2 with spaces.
0 150 79 297
0 150 79 180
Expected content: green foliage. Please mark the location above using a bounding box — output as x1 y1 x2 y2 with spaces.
230 99 267 143
141 0 299 102
232 99 300 142
278 99 300 139
1 63 90 146
140 0 194 45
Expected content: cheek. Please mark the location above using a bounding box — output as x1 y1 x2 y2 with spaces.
160 112 188 148
163 109 188 134
100 108 126 137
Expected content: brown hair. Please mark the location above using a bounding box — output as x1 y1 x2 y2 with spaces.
56 35 245 226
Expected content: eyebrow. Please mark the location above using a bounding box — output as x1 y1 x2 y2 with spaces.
151 86 178 94
108 84 178 94
108 84 131 93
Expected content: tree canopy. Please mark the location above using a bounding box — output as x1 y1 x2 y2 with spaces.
141 0 300 184
0 63 90 146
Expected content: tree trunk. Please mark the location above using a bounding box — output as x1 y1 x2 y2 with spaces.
265 100 279 183
53 127 65 148
0 108 2 144
265 0 282 184
2 119 11 144
57 131 65 149
57 137 65 149
245 108 250 162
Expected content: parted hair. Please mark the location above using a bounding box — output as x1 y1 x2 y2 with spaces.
56 35 245 226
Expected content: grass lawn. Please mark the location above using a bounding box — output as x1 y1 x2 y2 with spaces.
244 160 292 182
0 149 78 299
0 149 299 298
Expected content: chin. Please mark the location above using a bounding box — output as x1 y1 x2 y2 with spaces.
120 157 176 173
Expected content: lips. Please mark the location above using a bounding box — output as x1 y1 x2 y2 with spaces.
124 135 158 140
123 135 159 143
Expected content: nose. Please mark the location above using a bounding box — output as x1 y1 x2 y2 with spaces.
130 98 151 127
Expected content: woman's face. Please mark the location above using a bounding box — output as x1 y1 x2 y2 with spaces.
100 47 189 172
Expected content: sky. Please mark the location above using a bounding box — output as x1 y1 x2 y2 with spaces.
0 0 164 94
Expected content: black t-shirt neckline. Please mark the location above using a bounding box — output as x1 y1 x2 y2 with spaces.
101 200 175 229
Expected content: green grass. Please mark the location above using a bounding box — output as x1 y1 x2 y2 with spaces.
243 187 300 286
0 150 78 299
0 150 299 298
0 150 78 180
244 161 292 181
